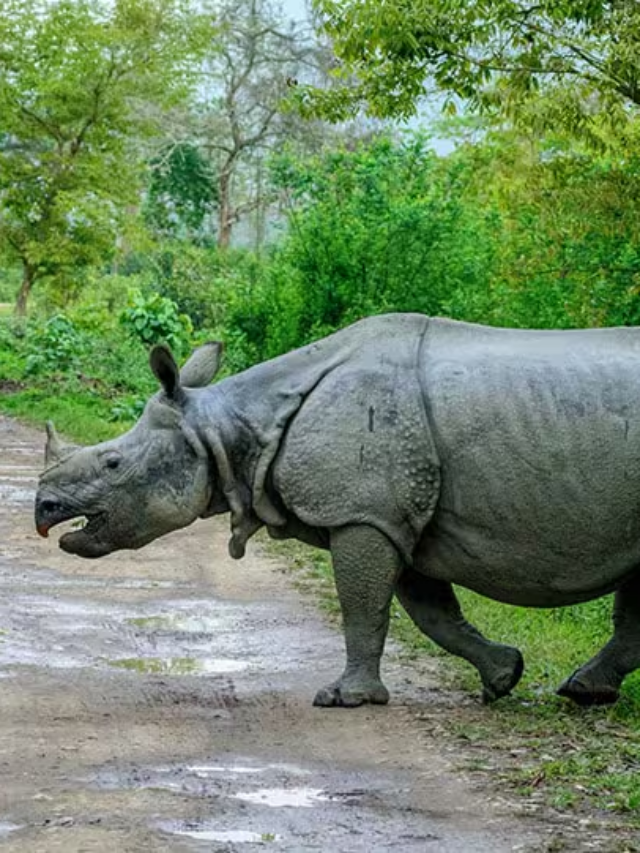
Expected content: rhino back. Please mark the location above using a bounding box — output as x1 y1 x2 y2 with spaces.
419 319 640 605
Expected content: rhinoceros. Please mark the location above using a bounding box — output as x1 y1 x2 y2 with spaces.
35 314 640 707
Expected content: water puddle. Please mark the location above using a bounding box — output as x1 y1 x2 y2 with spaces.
0 559 325 683
0 821 23 837
190 764 266 775
92 759 314 799
0 592 253 676
232 788 328 808
159 822 280 844
107 656 249 675
91 760 398 850
127 614 224 633
187 763 309 778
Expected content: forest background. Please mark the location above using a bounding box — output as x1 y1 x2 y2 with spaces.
2 0 640 826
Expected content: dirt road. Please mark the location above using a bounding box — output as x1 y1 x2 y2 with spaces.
0 415 583 851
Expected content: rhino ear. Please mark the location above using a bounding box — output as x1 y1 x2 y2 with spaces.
180 342 223 388
45 421 64 465
150 345 182 401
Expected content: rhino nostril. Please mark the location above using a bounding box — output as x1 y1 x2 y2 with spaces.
40 500 60 514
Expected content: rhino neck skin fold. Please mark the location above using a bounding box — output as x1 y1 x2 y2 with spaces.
35 314 640 708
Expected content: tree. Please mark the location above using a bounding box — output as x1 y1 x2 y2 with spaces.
144 142 218 240
196 0 323 249
305 1 640 133
0 0 206 314
264 134 495 345
451 131 640 329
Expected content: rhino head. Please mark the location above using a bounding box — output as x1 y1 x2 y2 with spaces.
35 342 223 558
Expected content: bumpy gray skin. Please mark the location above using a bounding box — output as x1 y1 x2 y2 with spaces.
35 315 640 708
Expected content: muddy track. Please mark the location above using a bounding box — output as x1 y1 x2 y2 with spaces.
0 414 592 851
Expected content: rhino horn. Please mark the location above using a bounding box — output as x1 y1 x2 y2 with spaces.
44 421 77 466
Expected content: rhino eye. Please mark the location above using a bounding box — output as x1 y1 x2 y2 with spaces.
105 457 120 470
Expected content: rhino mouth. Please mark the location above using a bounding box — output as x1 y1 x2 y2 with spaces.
59 513 111 558
36 501 111 558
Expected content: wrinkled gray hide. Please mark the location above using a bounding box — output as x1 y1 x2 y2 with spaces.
35 315 640 708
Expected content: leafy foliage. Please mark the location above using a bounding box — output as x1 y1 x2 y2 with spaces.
145 143 217 239
453 131 640 329
306 0 640 136
24 314 88 376
120 288 193 356
0 0 207 312
267 134 496 347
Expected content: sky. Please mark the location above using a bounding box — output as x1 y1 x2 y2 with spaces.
279 0 309 22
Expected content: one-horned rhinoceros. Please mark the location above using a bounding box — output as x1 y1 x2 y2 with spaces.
35 314 640 707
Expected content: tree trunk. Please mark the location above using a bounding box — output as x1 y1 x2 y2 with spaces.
15 261 36 316
217 167 233 250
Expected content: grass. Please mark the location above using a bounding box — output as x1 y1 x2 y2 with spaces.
0 386 132 443
268 537 640 832
0 317 144 442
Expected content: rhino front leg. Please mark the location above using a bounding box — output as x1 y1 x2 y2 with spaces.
314 525 402 708
558 574 640 706
395 570 524 703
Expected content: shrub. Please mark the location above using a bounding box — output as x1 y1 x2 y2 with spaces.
120 288 193 357
24 314 88 376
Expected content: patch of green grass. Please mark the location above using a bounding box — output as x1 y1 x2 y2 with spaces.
261 833 277 843
448 695 640 826
0 313 152 445
0 387 131 443
267 536 640 828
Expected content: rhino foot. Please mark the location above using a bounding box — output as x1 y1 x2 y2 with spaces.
313 678 390 708
557 671 619 707
481 647 524 704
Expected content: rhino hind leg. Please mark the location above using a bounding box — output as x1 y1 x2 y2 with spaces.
557 574 640 707
313 525 402 708
395 570 524 703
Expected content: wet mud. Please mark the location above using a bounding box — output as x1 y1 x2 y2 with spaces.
0 414 602 851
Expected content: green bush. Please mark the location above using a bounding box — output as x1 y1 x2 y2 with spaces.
0 265 20 304
24 314 88 376
120 288 193 357
267 135 497 347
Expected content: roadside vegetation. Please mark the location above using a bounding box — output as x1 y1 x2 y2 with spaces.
2 0 640 836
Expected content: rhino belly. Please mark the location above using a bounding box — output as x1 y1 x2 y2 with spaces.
416 512 640 607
